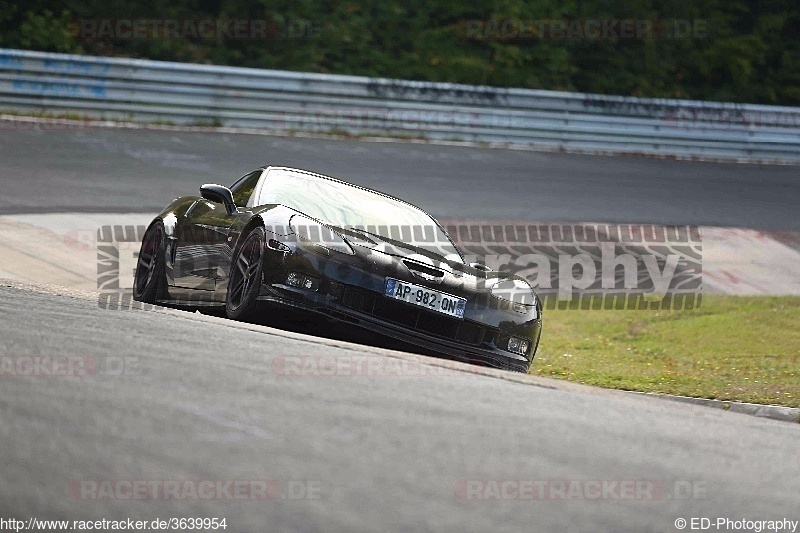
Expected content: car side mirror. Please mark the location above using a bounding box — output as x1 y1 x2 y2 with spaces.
200 184 238 215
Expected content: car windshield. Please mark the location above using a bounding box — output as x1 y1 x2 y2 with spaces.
258 169 462 262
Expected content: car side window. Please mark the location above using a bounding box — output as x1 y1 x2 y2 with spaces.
230 170 263 207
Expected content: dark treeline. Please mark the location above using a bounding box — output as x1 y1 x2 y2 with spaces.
2 0 798 105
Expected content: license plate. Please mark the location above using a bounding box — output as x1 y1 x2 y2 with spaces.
384 278 466 318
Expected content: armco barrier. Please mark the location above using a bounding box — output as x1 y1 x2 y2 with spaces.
1 48 798 163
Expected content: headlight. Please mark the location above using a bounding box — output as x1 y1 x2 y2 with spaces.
491 278 538 317
290 215 353 255
491 278 536 304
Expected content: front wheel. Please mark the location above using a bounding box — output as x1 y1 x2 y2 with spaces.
133 220 167 303
226 226 265 320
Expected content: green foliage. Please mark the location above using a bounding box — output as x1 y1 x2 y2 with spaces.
1 0 798 104
17 9 78 52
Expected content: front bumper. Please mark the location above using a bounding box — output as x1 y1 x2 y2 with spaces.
258 282 540 373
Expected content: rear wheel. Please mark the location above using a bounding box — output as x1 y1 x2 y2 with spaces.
226 226 265 320
133 220 167 303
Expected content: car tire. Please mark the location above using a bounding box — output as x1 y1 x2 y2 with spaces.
226 226 265 320
133 220 167 304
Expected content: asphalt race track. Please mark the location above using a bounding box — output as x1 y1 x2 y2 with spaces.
1 286 799 532
1 126 799 229
1 124 800 531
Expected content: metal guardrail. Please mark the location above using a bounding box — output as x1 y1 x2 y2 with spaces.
1 48 799 163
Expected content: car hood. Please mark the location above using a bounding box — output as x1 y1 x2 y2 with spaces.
252 202 536 303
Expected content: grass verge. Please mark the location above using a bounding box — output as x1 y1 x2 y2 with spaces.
533 295 800 408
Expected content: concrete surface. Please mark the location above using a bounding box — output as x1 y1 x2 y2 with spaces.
1 283 799 532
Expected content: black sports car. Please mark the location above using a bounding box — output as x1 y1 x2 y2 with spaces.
133 166 542 372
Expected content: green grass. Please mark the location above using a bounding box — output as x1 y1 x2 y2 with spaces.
533 296 800 407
